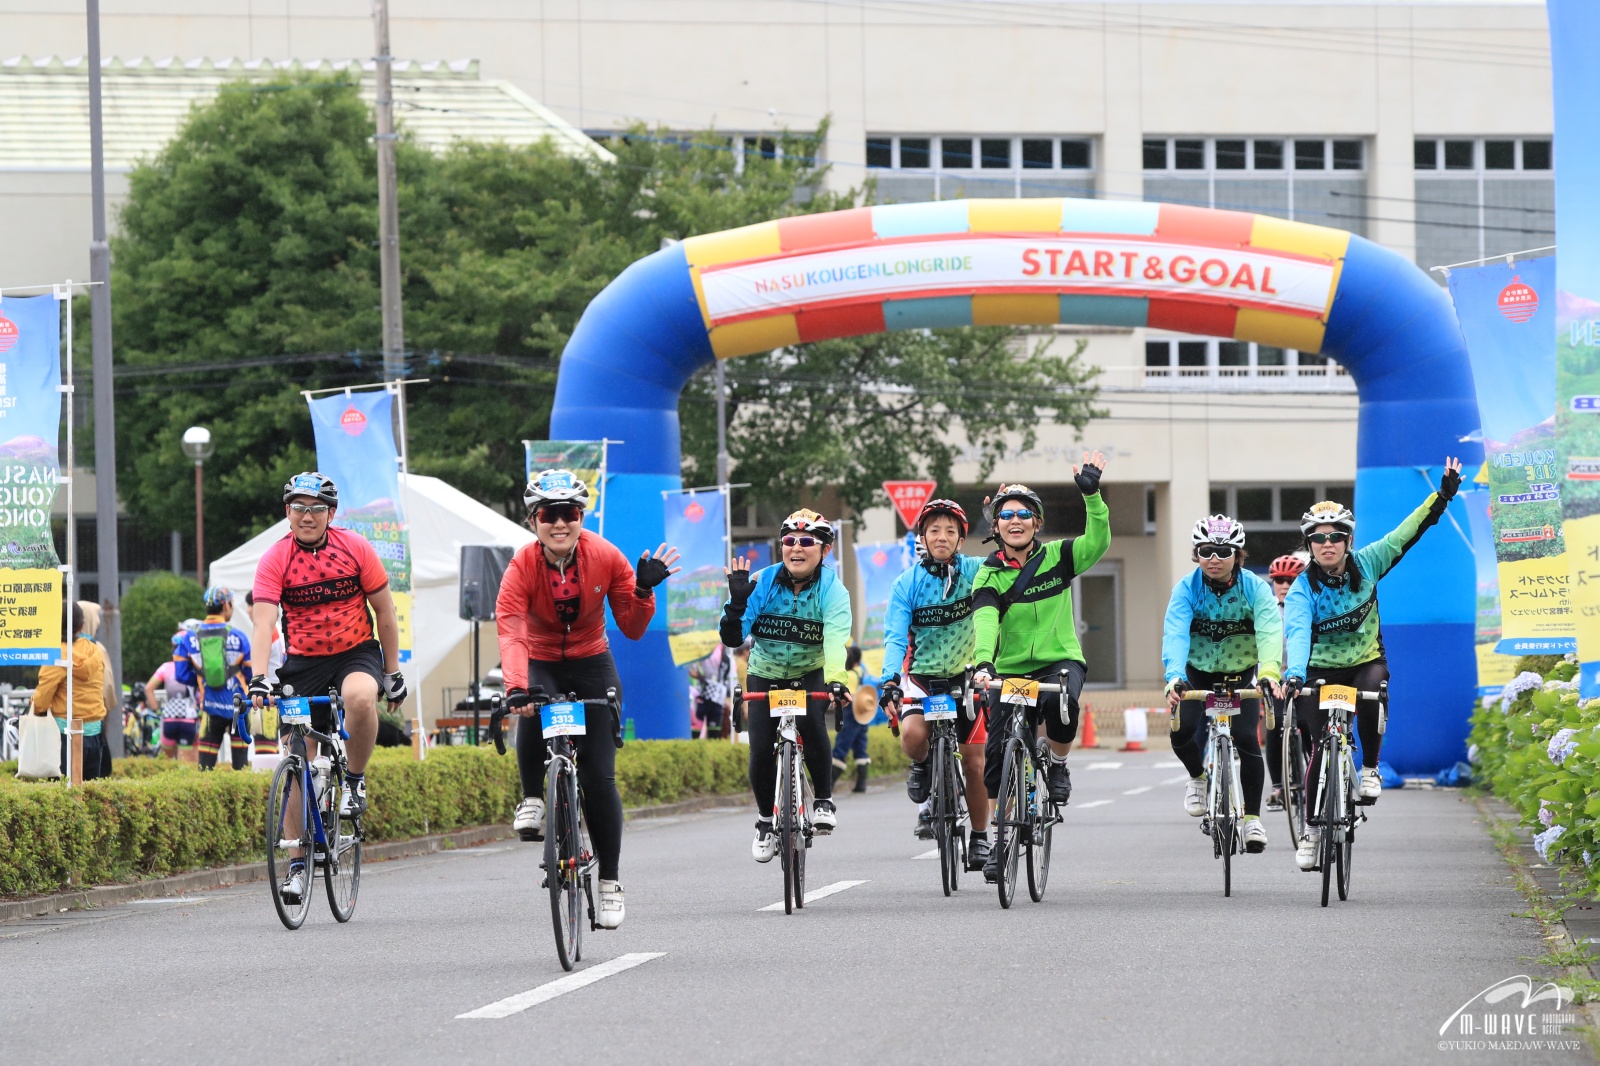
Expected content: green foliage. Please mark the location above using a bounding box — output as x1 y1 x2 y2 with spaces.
1470 665 1600 898
120 571 205 681
682 332 1103 517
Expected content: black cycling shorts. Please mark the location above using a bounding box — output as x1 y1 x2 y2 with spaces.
899 674 985 745
277 639 384 734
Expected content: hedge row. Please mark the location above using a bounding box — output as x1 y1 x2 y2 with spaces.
1 728 910 898
1470 655 1600 896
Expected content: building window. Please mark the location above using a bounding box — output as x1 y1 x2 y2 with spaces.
1414 137 1555 273
1141 337 1354 391
1142 136 1367 237
865 134 1097 203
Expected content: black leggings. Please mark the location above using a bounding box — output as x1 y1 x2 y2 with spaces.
1171 667 1265 817
745 669 834 818
1265 696 1286 789
514 652 625 881
983 659 1085 799
1292 660 1388 771
198 711 249 771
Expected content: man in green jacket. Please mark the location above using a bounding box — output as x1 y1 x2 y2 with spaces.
972 451 1110 854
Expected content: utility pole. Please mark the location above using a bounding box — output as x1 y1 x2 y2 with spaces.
715 359 729 485
373 0 405 385
87 0 123 751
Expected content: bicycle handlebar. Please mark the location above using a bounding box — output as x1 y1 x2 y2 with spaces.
1177 688 1263 700
741 691 836 702
487 691 622 756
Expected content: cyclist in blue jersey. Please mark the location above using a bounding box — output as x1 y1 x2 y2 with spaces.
174 587 253 771
879 499 990 868
1162 515 1284 853
1284 457 1462 870
721 508 853 862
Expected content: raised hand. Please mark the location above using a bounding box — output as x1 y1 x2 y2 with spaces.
1073 450 1108 495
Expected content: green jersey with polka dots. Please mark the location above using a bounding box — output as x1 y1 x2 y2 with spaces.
1284 490 1451 678
1162 567 1283 684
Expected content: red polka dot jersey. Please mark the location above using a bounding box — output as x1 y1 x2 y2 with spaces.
252 526 390 657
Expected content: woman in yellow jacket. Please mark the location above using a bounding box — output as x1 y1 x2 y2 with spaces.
30 602 110 780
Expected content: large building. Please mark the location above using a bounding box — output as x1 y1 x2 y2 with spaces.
4 1 1550 696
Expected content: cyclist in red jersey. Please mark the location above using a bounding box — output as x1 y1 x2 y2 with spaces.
249 472 407 904
496 469 680 932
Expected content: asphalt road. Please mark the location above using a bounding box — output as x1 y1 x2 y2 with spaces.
1 750 1589 1065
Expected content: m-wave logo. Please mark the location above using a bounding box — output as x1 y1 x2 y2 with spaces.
1438 975 1574 1037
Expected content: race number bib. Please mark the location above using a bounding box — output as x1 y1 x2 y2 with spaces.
768 689 807 717
1319 684 1357 713
922 693 958 721
1205 694 1238 718
541 701 587 738
277 696 312 726
1000 678 1040 706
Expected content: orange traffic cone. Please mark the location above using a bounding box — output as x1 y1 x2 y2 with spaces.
1080 703 1099 748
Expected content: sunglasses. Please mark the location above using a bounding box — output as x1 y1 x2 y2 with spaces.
1271 576 1294 585
288 503 331 516
1308 531 1350 545
782 535 822 548
996 508 1037 521
537 504 584 525
1195 545 1236 559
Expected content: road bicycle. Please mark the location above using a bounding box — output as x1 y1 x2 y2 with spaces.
889 680 976 897
121 683 161 757
1271 690 1309 852
258 687 362 930
1176 682 1261 898
1300 680 1386 907
736 686 836 915
490 689 621 970
974 670 1069 910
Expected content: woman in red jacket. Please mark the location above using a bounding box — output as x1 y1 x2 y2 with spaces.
496 469 680 931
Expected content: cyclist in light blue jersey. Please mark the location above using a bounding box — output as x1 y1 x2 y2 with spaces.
879 499 989 869
721 508 853 862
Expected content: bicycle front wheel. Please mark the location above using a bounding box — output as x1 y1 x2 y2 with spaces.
778 742 798 915
1215 738 1236 898
546 763 583 969
324 771 362 923
933 734 954 897
994 740 1025 909
266 751 313 930
1320 750 1339 908
1026 760 1052 903
1283 717 1307 846
1338 755 1357 901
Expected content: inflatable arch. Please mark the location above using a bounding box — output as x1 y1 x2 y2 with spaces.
551 197 1481 772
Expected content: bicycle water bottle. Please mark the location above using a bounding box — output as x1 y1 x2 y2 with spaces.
312 756 332 805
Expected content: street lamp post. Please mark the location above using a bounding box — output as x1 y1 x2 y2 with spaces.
181 427 214 585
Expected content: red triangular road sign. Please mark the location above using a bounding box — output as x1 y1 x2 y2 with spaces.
883 480 938 529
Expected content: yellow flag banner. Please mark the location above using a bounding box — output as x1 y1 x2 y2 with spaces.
0 569 63 664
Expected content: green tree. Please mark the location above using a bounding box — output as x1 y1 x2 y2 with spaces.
120 571 205 681
681 331 1102 518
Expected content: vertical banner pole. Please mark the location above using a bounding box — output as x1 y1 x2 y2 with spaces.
61 283 76 786
598 439 610 539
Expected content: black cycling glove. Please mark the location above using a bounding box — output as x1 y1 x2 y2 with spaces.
505 687 531 710
248 674 271 704
1438 465 1462 501
635 553 671 592
1074 462 1103 497
726 568 755 605
879 676 903 710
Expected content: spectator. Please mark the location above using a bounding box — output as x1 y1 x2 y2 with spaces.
76 601 117 776
244 590 285 756
831 645 879 793
146 630 200 758
30 601 110 780
689 643 734 740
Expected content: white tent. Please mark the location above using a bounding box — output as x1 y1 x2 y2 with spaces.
207 473 534 724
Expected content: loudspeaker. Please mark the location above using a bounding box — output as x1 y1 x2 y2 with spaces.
459 544 516 621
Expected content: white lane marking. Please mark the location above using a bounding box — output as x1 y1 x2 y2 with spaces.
457 953 667 1019
1122 786 1152 796
759 879 869 911
1161 774 1193 785
124 897 211 906
1085 761 1123 770
1152 760 1183 769
1076 800 1113 809
912 848 939 860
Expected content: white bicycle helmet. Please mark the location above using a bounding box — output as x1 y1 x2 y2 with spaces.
524 468 591 513
1191 514 1245 549
1300 500 1355 537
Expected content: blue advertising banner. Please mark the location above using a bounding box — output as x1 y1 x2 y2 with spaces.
0 295 63 664
854 538 914 650
1462 487 1518 698
1446 256 1571 654
733 540 771 571
1550 0 1600 695
663 489 727 666
307 389 412 662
